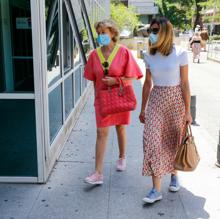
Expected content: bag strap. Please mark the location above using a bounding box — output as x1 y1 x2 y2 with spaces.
116 77 125 87
96 44 120 71
187 124 193 136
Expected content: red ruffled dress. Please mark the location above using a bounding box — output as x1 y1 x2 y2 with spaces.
84 45 143 128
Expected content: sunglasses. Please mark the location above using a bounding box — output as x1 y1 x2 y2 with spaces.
102 61 109 76
149 28 160 34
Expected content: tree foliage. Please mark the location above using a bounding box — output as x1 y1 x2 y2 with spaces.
155 0 218 29
156 0 194 29
193 0 207 28
110 3 139 31
199 0 220 23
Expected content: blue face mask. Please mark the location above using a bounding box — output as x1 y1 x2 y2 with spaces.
97 34 111 46
149 33 158 44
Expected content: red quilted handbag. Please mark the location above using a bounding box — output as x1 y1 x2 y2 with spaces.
99 78 137 117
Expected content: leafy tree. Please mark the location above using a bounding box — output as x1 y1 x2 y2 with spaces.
156 0 194 29
199 0 220 23
110 3 139 31
193 0 207 28
156 0 218 29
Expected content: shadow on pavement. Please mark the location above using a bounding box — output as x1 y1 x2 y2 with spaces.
179 187 210 219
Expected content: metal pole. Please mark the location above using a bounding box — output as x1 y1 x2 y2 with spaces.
216 130 220 167
191 95 197 125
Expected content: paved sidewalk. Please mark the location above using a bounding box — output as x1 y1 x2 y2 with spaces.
0 51 220 219
188 51 220 142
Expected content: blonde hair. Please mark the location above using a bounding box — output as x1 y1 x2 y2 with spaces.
95 19 119 43
149 18 174 56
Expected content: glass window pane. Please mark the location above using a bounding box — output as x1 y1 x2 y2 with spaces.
0 0 34 92
82 72 87 92
0 100 37 176
74 68 81 104
49 85 63 143
73 38 81 67
62 2 73 73
46 0 61 87
64 75 74 119
71 1 92 57
0 11 5 92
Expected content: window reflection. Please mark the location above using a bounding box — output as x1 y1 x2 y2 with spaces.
62 2 83 72
49 85 63 143
0 99 37 176
46 0 61 86
62 2 72 73
73 38 80 67
71 1 92 57
64 75 74 118
74 67 81 104
0 12 5 92
0 0 34 92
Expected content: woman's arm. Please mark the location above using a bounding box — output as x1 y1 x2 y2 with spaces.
139 69 152 123
189 36 194 44
180 65 192 124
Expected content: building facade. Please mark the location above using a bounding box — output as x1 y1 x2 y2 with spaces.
202 8 220 35
120 0 158 24
0 0 109 183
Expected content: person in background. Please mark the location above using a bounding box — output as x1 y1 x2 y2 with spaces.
139 17 192 204
200 27 209 51
84 19 143 185
195 24 200 33
190 32 202 63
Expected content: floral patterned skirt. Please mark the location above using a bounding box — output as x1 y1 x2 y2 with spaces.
142 85 186 177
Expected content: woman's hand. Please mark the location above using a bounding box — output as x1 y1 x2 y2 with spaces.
102 77 118 86
185 112 192 124
139 111 145 124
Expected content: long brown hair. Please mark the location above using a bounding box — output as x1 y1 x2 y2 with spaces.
149 17 174 56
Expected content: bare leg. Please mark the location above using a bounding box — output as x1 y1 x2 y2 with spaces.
172 170 178 176
152 175 162 192
116 125 126 159
95 127 109 174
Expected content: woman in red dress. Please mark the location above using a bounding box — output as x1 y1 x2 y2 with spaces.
84 19 143 185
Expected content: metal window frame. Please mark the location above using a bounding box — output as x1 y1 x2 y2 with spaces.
0 0 102 183
0 0 45 183
80 0 96 49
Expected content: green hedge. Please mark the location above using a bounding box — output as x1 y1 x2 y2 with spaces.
210 35 220 41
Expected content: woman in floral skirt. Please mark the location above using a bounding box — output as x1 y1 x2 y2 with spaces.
139 18 192 203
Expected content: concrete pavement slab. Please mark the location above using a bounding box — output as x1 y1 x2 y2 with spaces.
0 184 42 219
108 186 187 219
27 185 109 219
46 162 111 189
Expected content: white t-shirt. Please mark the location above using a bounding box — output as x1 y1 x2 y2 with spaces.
143 46 188 86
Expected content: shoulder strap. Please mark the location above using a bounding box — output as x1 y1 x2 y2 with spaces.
96 44 120 69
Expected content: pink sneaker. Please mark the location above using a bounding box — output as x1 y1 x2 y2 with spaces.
116 158 126 171
84 172 103 185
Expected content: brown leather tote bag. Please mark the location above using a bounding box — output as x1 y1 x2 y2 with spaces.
174 124 200 171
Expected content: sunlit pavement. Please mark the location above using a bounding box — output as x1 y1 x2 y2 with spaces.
0 48 220 219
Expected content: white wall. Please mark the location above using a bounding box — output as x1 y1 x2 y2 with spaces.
128 0 158 15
